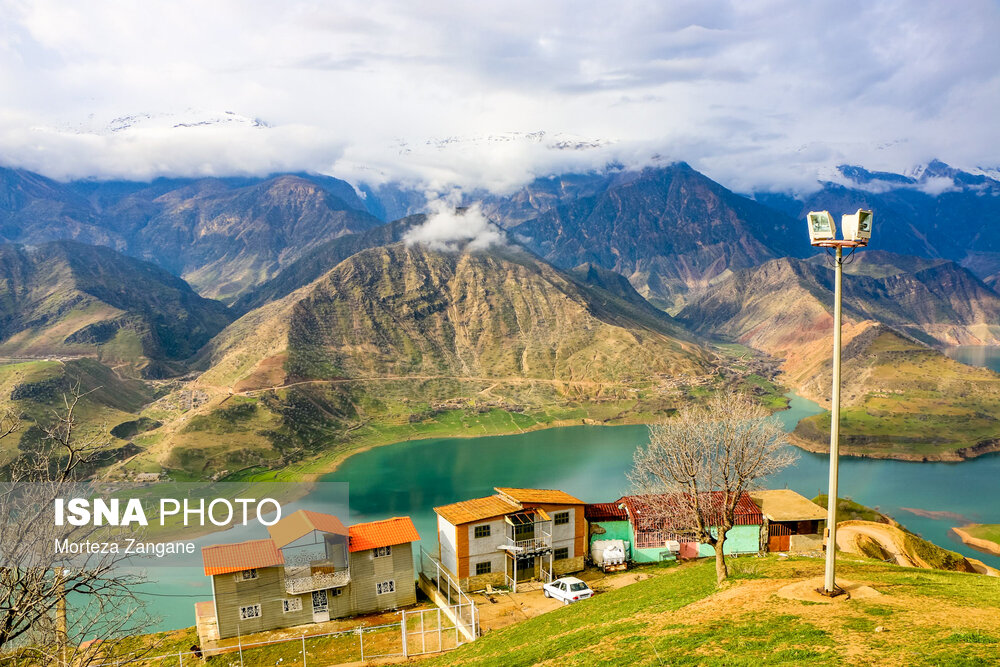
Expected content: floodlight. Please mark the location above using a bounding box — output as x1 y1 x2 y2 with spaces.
807 210 836 244
841 209 873 244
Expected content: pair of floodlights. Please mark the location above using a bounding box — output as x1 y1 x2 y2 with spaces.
807 209 873 246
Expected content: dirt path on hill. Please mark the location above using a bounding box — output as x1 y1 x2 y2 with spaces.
836 520 929 568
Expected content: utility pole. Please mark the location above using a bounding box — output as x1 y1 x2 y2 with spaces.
824 245 845 596
805 209 873 597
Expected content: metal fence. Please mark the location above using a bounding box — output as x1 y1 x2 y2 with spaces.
9 603 474 667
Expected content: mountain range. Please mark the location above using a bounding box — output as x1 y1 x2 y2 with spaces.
2 158 1000 473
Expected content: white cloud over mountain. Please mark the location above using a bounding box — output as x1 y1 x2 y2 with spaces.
1 1 998 194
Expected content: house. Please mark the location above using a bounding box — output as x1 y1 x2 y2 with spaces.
201 510 419 639
749 489 827 553
434 487 586 592
589 493 765 563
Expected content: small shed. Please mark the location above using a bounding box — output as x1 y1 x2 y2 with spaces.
585 502 631 544
749 489 827 553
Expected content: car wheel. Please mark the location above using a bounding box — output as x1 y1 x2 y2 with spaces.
543 590 549 598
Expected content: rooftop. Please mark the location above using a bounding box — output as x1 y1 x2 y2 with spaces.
348 516 420 553
585 502 628 522
495 487 585 505
435 495 521 525
202 538 284 576
749 489 827 522
619 492 764 527
267 509 348 549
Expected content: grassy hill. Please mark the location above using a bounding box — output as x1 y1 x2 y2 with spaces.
0 240 232 377
428 557 1000 667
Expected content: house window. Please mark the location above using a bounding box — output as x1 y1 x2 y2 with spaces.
239 604 261 620
282 598 302 613
475 561 492 575
474 524 491 538
374 546 392 558
236 568 258 582
554 512 570 526
554 547 569 560
331 587 343 597
376 580 396 595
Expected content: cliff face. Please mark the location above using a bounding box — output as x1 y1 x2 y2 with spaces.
511 163 805 311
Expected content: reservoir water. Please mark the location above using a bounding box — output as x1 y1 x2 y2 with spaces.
138 390 1000 632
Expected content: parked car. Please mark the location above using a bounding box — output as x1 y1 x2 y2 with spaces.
543 577 593 604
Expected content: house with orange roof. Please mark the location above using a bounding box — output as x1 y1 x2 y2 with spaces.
201 510 419 639
434 487 586 592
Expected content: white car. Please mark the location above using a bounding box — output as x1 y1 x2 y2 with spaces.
543 577 593 604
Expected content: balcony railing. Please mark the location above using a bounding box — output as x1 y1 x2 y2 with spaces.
502 535 551 554
284 568 350 595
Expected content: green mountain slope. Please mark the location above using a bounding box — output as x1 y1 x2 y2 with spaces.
0 240 232 377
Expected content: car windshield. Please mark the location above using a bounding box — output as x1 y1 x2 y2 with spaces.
569 583 589 592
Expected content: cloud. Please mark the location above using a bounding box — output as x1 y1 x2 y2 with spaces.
0 0 998 192
403 198 506 251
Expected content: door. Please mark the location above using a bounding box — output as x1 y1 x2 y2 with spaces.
312 589 330 623
768 534 790 552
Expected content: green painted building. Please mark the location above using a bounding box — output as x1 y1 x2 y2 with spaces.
586 494 765 564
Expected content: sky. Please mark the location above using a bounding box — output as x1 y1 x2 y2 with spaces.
1 0 999 195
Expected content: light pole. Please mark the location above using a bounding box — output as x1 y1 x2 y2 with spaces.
806 209 873 596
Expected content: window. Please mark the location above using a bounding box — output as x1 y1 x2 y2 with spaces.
282 598 302 613
330 587 343 597
554 547 569 560
374 546 392 558
239 604 261 620
554 511 569 526
475 561 492 575
236 568 258 582
376 580 395 595
474 524 491 538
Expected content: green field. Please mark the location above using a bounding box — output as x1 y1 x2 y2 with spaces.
963 524 1000 546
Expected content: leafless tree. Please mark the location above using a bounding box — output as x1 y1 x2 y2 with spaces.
0 385 159 666
628 389 797 583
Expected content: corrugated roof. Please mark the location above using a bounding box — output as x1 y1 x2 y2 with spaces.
749 490 827 522
435 495 522 525
267 509 348 549
495 487 585 505
586 502 628 521
619 492 763 528
202 539 284 576
348 516 420 553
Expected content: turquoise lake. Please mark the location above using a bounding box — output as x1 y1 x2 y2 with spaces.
137 385 1000 632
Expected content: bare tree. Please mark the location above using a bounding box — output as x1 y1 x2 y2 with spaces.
0 385 159 666
628 389 797 583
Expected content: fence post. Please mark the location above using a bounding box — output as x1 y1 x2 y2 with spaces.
437 607 442 650
358 628 364 663
302 633 307 667
178 650 182 666
401 612 408 658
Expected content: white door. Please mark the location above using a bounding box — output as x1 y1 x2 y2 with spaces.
311 589 330 623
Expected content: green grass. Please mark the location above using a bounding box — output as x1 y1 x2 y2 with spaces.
962 524 1000 546
427 557 1000 667
812 495 892 524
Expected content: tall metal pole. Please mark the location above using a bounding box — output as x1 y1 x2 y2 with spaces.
823 245 844 594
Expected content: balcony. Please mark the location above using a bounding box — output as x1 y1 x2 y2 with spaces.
283 567 350 595
501 535 551 555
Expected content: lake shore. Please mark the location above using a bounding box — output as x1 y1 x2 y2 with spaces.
787 432 1000 463
951 526 1000 557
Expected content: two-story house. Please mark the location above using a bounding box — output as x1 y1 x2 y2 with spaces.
201 510 419 639
434 487 586 592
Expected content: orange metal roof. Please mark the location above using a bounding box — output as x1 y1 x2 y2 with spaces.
202 539 284 576
495 487 585 505
267 509 348 549
348 517 420 553
585 502 628 521
434 495 521 525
